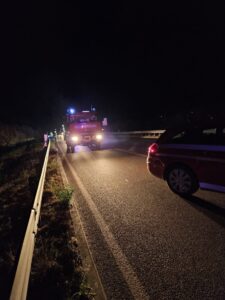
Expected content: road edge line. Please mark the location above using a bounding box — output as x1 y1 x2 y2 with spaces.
57 155 107 300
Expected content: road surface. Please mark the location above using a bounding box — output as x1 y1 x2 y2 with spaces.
58 136 225 299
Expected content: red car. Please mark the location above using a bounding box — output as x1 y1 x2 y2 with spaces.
147 126 225 195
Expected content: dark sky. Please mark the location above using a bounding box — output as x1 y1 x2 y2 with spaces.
1 2 224 130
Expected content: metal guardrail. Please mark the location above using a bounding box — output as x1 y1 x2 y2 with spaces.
10 142 51 300
110 130 165 138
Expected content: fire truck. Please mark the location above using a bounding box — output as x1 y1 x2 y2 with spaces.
65 108 104 153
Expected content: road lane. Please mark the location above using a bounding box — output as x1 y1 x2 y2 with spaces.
59 141 225 299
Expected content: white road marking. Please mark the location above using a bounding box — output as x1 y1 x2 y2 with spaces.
58 156 107 300
61 147 149 300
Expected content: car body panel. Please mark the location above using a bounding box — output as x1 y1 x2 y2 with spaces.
147 127 225 194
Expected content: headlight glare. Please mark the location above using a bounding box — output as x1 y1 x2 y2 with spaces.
71 135 79 142
96 134 103 140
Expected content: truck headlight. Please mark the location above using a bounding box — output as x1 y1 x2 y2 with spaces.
96 134 103 141
71 135 79 142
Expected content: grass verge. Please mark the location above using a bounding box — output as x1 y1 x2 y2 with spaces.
0 141 44 299
28 147 95 300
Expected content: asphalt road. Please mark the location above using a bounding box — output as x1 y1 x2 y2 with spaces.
58 135 225 299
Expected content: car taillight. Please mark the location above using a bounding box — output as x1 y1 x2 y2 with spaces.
148 143 158 155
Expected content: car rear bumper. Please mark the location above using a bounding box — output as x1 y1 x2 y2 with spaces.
147 156 165 179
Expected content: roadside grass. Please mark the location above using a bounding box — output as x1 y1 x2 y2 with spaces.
53 184 74 208
28 151 94 300
0 141 44 299
0 145 27 160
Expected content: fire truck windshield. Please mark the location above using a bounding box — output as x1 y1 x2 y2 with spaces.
78 115 97 123
68 114 97 123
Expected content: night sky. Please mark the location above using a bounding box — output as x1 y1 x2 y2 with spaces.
1 2 224 130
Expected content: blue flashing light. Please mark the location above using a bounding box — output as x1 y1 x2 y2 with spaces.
67 108 75 114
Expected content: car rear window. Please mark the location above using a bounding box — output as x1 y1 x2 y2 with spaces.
169 128 225 145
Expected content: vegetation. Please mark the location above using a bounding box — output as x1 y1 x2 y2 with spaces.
0 123 38 147
28 150 94 300
0 141 44 300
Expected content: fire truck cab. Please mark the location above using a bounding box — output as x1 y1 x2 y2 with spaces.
65 109 103 153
